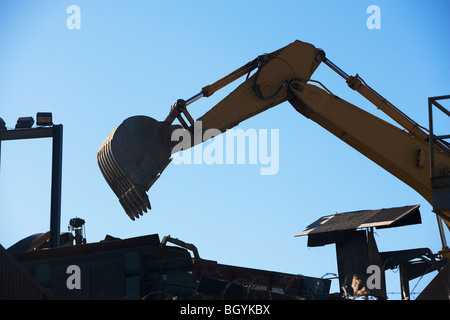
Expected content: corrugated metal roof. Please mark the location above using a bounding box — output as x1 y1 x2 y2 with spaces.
296 205 421 237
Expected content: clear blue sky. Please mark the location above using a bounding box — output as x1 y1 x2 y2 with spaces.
0 0 449 299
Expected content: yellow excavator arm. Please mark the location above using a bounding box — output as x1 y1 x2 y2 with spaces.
97 40 450 236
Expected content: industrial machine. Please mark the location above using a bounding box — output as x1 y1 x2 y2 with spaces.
97 40 450 242
2 39 449 300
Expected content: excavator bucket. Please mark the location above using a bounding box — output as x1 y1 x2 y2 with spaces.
97 116 180 220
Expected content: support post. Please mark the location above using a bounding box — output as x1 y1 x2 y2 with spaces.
0 118 63 249
399 263 410 300
50 125 63 248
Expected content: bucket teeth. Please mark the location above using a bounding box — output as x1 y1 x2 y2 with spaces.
119 185 150 220
97 132 152 220
97 116 178 220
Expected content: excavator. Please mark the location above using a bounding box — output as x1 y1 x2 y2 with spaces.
96 40 450 255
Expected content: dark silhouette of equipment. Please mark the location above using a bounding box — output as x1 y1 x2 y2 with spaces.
68 217 86 245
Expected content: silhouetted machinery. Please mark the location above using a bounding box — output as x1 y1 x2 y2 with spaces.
68 217 86 245
96 39 449 299
1 40 449 300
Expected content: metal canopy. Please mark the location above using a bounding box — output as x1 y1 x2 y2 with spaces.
295 205 421 247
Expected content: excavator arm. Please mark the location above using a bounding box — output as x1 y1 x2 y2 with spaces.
97 40 450 234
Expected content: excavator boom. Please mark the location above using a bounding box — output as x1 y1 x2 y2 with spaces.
97 40 450 231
